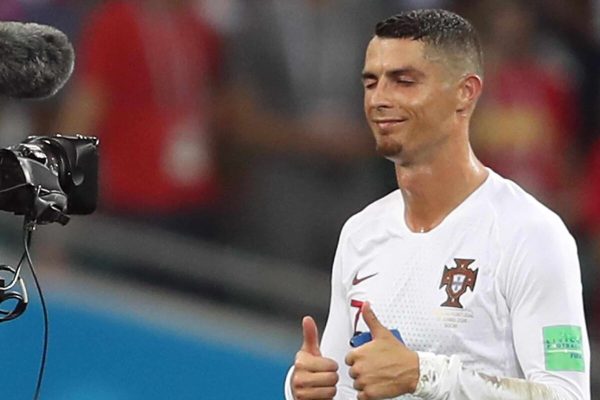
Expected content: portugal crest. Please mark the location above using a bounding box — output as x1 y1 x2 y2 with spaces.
439 258 478 308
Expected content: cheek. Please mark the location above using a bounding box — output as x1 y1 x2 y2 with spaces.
404 100 432 128
416 92 455 125
399 89 435 119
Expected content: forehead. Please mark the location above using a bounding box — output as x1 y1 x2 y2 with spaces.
363 37 430 73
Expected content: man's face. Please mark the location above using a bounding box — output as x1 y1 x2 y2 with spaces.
362 37 461 164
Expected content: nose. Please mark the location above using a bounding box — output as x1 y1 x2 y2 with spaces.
366 80 393 112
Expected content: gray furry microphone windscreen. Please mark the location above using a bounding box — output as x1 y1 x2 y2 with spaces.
0 21 74 99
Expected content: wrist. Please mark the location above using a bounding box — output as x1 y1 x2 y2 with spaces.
413 351 461 399
413 351 435 397
405 349 421 394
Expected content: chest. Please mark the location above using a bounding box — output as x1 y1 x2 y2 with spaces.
343 233 508 355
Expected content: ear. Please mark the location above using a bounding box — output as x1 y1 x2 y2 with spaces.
456 74 483 116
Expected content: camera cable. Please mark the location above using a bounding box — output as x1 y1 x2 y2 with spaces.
22 220 48 400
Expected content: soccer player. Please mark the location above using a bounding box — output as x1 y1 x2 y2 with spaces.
284 9 590 400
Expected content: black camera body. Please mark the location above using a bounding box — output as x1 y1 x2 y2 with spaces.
0 134 99 225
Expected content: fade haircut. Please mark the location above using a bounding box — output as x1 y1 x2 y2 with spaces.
375 9 484 78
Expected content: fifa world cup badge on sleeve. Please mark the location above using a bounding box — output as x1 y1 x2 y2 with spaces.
543 325 585 372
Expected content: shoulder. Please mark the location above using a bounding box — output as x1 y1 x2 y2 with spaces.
484 174 584 313
485 171 573 244
483 172 577 285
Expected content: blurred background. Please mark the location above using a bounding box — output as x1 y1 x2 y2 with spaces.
0 0 597 398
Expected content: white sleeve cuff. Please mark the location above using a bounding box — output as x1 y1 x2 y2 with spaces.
284 366 295 400
412 352 576 400
413 351 460 399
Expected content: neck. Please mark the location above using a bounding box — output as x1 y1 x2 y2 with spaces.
395 140 488 233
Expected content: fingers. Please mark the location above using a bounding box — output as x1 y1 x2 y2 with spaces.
346 302 392 368
361 301 387 338
344 351 355 368
353 379 374 400
348 364 359 380
301 316 321 356
292 371 339 389
356 389 376 400
292 360 339 400
295 351 339 373
291 385 337 400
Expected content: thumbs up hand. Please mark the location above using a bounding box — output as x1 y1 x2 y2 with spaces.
300 316 322 356
344 302 420 400
291 316 339 400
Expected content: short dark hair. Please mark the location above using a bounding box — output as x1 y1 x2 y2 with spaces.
375 9 484 77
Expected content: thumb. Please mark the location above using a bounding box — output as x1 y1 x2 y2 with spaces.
301 316 321 356
362 301 388 338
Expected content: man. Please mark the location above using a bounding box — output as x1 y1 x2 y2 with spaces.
284 9 590 400
221 0 391 268
58 0 223 238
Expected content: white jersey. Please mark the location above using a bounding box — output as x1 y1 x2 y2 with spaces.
284 169 590 399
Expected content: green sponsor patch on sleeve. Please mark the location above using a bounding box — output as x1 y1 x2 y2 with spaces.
543 325 585 372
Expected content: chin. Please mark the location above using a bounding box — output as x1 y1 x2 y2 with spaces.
375 138 404 160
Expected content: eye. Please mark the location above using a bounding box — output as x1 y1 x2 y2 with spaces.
396 78 416 86
363 79 377 90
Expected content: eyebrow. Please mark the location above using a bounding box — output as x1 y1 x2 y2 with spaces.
361 67 425 81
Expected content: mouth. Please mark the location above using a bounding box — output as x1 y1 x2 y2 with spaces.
372 118 407 131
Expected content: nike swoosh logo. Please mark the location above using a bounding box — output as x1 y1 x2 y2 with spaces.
352 272 378 285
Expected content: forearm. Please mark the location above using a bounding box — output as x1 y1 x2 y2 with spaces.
414 352 580 400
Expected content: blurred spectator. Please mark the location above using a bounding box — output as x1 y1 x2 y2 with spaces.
533 0 600 150
583 113 600 345
56 0 224 239
470 0 581 224
525 0 600 327
218 0 400 268
196 0 242 36
581 140 600 332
